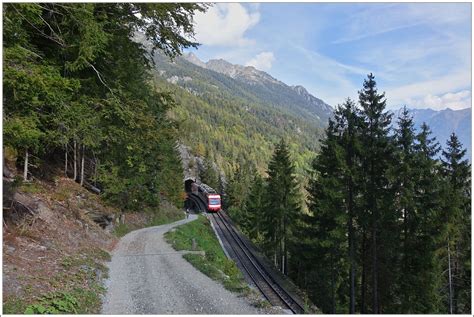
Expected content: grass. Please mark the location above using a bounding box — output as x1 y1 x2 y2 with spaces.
4 246 111 314
113 223 131 237
112 203 184 237
165 215 250 294
19 181 45 194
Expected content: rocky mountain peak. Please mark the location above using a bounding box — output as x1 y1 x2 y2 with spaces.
183 52 207 68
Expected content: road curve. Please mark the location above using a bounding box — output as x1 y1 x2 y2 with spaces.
101 214 261 314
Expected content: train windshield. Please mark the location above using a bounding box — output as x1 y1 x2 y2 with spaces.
209 198 220 205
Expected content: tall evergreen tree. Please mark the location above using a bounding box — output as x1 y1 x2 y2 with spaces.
411 122 444 313
304 119 348 313
263 139 302 275
440 133 471 314
240 173 266 244
358 73 395 313
334 98 362 313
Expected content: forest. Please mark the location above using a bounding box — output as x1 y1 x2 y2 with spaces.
3 3 471 315
226 74 471 314
3 3 207 210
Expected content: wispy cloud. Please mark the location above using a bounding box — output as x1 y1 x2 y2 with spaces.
332 3 470 44
290 44 371 105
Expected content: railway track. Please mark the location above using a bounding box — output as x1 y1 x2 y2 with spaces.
210 210 305 314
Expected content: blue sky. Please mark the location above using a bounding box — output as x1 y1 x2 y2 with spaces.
188 3 471 110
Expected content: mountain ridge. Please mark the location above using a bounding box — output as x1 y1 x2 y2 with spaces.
182 52 333 121
395 107 471 160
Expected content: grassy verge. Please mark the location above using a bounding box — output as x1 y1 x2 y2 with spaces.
113 202 184 237
165 215 249 293
4 247 111 314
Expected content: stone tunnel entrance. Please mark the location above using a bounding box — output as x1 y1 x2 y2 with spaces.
184 178 200 213
184 178 195 193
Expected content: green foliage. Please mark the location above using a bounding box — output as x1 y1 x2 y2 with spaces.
113 223 131 237
199 157 219 189
291 75 471 314
3 3 206 210
165 215 249 293
24 291 79 314
261 139 302 275
153 64 322 179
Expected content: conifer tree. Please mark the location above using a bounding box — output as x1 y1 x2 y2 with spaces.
263 139 302 275
412 122 443 313
391 107 419 312
334 98 362 313
305 119 348 313
240 173 266 243
358 73 395 313
440 133 471 314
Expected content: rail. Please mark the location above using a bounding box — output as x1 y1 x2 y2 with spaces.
211 210 305 314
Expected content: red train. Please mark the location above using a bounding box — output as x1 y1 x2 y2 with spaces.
185 179 221 212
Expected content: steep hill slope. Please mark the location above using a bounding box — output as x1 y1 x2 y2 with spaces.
151 52 332 177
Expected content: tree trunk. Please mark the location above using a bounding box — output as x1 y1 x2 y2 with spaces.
348 180 356 314
454 243 460 314
23 148 29 181
372 223 378 314
331 254 336 314
73 139 77 181
448 239 453 314
65 144 68 176
361 231 367 314
80 144 85 186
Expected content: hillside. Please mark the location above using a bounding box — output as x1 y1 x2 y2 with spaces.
151 51 332 178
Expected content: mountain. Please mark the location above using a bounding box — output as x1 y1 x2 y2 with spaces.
392 107 471 160
183 53 333 123
151 51 333 177
409 107 471 160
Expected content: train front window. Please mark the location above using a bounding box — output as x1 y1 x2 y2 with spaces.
209 198 220 205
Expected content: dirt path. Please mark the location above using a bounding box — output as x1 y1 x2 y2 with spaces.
101 214 261 314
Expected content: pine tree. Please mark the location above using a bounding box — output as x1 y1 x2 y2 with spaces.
241 173 266 243
391 107 420 312
305 119 348 313
358 73 395 313
263 139 302 275
412 122 443 313
334 98 362 313
440 133 471 314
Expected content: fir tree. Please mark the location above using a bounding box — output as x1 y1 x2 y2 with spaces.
412 123 443 313
358 73 395 313
263 139 302 275
241 173 266 243
440 133 471 314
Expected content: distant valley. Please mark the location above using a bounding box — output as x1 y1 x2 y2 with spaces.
151 50 471 179
151 51 333 177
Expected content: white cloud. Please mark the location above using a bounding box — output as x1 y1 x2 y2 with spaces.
386 70 471 109
406 90 471 111
193 4 260 47
245 51 275 70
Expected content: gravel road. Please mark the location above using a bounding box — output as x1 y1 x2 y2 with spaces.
101 214 262 314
